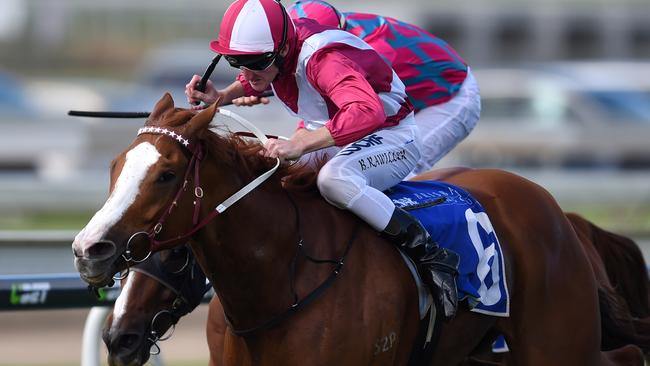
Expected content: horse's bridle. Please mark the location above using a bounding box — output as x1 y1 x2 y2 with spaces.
120 130 207 265
110 129 207 281
115 109 281 276
129 245 210 354
86 109 278 301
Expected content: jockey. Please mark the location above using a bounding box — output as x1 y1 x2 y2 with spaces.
288 0 481 176
185 0 460 319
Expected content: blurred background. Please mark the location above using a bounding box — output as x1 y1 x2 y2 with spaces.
0 0 649 365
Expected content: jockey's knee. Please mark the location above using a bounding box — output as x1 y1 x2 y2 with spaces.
317 168 365 209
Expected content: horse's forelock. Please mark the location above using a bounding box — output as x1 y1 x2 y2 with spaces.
146 108 196 128
167 109 197 128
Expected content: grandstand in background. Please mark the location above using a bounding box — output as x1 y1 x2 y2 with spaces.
0 0 648 73
418 2 650 65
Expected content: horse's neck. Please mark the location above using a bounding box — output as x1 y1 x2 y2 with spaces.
196 176 361 332
196 175 302 328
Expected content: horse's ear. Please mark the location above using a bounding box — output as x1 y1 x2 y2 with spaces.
185 100 219 138
147 93 175 125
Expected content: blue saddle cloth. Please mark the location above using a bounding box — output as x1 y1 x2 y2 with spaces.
386 180 510 316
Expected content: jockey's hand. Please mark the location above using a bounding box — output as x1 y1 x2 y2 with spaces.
232 95 270 107
263 138 303 161
185 75 221 110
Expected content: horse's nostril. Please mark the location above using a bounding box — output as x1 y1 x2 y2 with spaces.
87 240 117 259
72 246 83 258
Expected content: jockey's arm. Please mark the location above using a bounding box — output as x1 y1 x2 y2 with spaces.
291 127 335 153
264 127 334 160
306 50 386 146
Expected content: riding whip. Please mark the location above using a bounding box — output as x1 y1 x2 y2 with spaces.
192 54 222 106
67 90 274 118
68 52 274 118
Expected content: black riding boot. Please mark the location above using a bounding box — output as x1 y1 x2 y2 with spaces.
381 207 460 320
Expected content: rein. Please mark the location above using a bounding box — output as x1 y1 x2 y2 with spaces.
225 191 358 337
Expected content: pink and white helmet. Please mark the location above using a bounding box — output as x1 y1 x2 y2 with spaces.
287 0 344 29
210 0 295 56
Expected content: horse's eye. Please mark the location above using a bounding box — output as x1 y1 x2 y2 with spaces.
157 171 176 183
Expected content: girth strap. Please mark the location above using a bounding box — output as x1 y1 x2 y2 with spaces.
225 192 359 338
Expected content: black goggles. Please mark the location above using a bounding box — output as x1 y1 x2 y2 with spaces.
224 52 277 71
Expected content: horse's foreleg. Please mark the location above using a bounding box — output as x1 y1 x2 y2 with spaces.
207 295 227 366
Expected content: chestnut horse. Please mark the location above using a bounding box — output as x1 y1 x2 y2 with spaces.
102 212 650 366
73 94 644 365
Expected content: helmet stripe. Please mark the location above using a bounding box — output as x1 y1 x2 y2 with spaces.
230 0 275 52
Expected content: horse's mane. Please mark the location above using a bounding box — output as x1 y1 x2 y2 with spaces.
151 105 325 192
203 125 324 193
154 108 196 128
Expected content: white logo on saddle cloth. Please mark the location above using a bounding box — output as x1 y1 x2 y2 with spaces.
465 208 509 312
392 197 419 208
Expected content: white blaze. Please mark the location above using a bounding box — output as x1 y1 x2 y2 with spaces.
73 142 161 255
112 272 135 322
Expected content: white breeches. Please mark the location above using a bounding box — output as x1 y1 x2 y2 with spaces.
408 67 481 177
302 115 421 231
